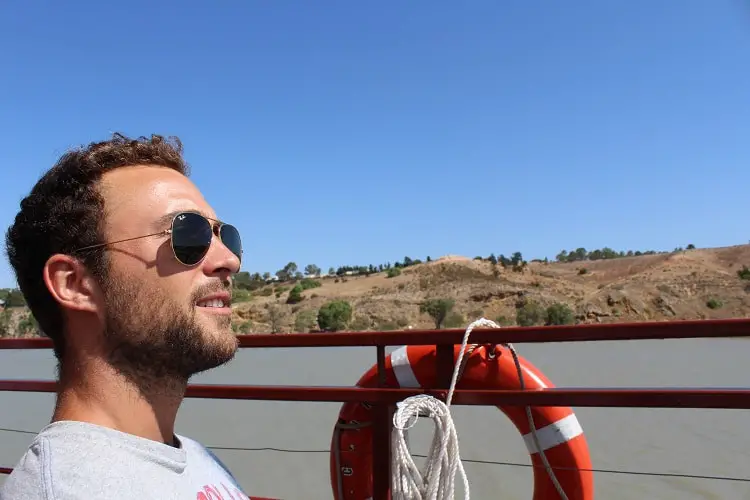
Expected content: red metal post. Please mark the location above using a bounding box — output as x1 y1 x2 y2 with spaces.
372 345 392 500
435 344 455 390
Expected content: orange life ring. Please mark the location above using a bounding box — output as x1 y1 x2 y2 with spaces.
329 344 594 499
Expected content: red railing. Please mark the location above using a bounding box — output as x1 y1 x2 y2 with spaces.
2 318 750 498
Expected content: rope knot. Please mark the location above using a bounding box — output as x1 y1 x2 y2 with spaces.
389 317 568 500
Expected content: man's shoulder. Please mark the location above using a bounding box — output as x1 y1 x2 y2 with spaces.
0 423 247 500
0 432 54 500
1 423 188 499
175 434 238 481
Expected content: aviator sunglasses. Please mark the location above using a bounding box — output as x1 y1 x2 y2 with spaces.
73 211 242 267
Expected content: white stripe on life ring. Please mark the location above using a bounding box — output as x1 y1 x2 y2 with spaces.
521 365 548 389
390 346 421 388
522 413 583 454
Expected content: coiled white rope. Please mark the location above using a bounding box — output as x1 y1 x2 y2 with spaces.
389 318 569 500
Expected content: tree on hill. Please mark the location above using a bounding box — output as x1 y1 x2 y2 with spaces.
276 262 298 281
557 246 667 263
497 254 513 268
511 252 523 266
318 300 352 332
420 298 455 329
234 272 265 291
304 264 321 276
266 304 286 334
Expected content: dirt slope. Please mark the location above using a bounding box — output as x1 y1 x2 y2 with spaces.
233 245 750 333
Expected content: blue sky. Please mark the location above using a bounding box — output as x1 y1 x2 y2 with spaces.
1 1 749 288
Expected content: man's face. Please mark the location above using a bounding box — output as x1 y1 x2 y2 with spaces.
94 165 241 386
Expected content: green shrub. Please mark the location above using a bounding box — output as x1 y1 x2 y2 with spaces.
294 310 318 333
386 268 401 278
233 288 254 303
545 303 575 325
300 278 322 290
318 300 353 331
286 284 304 304
232 320 253 334
738 266 750 280
706 298 723 309
443 312 465 328
516 300 545 327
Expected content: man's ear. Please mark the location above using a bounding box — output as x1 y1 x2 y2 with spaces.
43 255 99 313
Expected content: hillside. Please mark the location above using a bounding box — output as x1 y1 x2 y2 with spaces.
232 245 750 334
2 245 750 337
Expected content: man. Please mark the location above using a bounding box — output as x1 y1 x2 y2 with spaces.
0 134 250 499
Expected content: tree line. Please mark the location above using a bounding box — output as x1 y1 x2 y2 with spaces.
233 255 433 291
238 244 701 289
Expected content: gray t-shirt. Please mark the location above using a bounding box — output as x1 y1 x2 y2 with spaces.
0 420 252 500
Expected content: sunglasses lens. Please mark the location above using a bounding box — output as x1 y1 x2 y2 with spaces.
171 212 212 265
219 224 242 263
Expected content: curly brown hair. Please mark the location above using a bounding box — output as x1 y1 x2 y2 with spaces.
5 133 190 361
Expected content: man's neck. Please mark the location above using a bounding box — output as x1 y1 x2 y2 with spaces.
52 357 186 445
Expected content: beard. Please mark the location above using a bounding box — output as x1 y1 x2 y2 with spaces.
100 268 238 395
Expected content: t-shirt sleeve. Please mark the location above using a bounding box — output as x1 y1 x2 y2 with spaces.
0 439 50 500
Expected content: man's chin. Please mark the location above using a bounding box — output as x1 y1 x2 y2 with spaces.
201 326 240 359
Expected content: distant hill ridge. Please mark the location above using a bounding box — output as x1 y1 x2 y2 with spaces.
1 244 749 337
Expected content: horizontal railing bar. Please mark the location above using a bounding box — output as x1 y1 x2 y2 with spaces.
1 318 749 350
2 380 750 408
239 319 750 346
